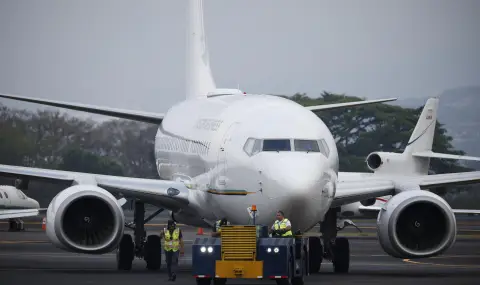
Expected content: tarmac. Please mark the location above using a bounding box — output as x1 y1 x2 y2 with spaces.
0 215 479 285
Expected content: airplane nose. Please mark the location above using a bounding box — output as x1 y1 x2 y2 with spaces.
261 154 325 199
31 199 40 208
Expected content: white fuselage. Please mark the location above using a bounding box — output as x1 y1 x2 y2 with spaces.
0 185 40 210
154 94 339 232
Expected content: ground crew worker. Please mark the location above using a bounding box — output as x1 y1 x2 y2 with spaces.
160 220 184 281
211 218 230 237
270 210 293 237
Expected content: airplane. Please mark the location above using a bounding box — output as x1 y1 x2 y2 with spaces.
0 180 43 229
1 0 480 279
336 98 480 222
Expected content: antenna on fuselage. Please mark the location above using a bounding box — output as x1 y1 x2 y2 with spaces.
186 0 217 99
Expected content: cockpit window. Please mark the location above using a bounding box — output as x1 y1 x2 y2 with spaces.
243 138 263 156
17 190 26 199
294 140 320 152
318 139 330 157
262 139 291 151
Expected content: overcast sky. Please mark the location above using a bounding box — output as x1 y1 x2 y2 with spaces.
0 0 479 117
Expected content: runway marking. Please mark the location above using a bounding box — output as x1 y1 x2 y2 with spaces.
0 262 415 272
403 256 480 268
0 240 49 244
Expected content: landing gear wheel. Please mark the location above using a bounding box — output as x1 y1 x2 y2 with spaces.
213 278 227 285
332 237 349 273
144 235 162 270
308 236 322 273
117 234 134 270
196 278 212 285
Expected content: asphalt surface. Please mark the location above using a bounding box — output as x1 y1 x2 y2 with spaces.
0 216 479 285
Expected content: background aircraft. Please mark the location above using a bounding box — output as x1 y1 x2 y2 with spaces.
0 182 44 231
337 98 480 222
0 0 480 279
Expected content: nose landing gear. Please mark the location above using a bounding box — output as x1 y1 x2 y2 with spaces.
307 208 351 274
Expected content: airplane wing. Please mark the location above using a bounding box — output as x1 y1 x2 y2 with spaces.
0 164 191 212
331 178 396 207
0 208 47 220
333 171 480 208
0 93 164 125
305 98 397 112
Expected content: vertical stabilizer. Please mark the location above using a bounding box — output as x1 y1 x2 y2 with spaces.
403 97 439 155
186 0 216 99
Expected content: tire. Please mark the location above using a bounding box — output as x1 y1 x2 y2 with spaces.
308 236 322 273
117 234 134 270
144 235 162 270
332 237 349 273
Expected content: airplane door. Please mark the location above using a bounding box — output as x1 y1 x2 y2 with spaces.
216 122 240 185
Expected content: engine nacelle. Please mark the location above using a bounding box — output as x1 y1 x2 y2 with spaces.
46 185 125 254
171 211 211 228
366 151 406 171
377 190 456 259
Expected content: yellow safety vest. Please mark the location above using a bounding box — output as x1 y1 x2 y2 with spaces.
215 220 222 232
164 228 180 251
273 219 293 237
215 220 230 232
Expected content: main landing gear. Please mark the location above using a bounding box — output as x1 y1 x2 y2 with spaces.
116 201 165 271
307 208 355 274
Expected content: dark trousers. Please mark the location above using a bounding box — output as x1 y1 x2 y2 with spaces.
164 250 179 277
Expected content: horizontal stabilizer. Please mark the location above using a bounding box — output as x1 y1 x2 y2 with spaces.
452 209 480 215
359 205 480 215
0 93 164 124
306 98 397 112
413 151 480 162
0 208 47 220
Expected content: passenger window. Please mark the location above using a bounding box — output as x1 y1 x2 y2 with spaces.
294 140 320 152
4 192 8 199
262 139 291 151
0 192 3 199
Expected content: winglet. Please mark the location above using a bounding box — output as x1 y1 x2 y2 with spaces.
305 98 397 112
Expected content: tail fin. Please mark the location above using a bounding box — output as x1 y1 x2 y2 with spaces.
402 97 480 174
403 97 439 155
186 0 216 99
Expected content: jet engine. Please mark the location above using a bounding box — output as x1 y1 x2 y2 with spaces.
377 190 456 259
171 210 211 228
46 185 125 254
366 151 407 171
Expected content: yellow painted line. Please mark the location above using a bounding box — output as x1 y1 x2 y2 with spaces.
403 256 480 268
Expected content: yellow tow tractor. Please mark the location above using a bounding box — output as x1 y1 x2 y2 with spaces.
192 205 310 285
